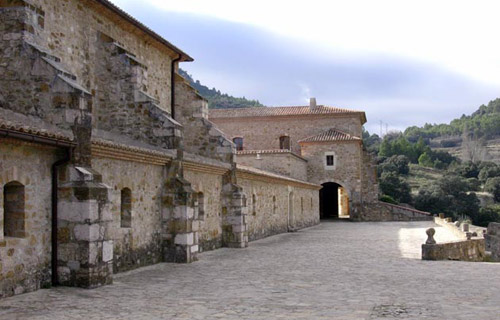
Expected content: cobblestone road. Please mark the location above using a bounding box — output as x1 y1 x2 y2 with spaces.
1 221 499 319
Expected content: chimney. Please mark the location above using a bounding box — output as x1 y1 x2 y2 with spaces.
309 97 317 110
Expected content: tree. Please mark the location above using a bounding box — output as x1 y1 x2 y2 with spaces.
485 177 500 202
418 152 433 167
379 172 412 204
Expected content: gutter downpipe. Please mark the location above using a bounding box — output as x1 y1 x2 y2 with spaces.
171 54 181 119
51 148 71 286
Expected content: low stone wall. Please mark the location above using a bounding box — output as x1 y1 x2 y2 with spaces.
422 239 485 262
354 202 433 222
434 216 485 240
485 222 500 261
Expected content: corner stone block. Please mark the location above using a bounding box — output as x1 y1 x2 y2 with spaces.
175 233 194 246
73 224 101 242
58 200 99 222
174 205 194 219
102 240 113 262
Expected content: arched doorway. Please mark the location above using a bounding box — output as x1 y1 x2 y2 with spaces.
320 182 349 219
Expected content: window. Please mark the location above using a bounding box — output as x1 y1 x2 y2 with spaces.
120 188 132 228
326 155 334 166
197 192 205 219
279 135 290 150
324 152 336 170
233 137 244 151
301 197 304 214
252 194 257 216
272 195 277 215
3 181 25 238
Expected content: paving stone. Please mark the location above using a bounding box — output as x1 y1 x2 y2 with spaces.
0 221 498 319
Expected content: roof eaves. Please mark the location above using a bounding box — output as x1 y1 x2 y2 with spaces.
94 0 193 62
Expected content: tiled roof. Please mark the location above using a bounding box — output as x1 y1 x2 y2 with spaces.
237 149 291 155
298 128 361 143
208 105 365 119
0 118 73 142
236 149 307 161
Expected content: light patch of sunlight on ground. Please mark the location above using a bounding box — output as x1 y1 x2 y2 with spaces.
398 226 460 259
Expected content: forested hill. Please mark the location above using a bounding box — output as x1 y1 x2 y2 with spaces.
404 98 500 141
178 69 264 109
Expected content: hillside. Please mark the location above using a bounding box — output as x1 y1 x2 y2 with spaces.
404 98 500 163
178 69 264 109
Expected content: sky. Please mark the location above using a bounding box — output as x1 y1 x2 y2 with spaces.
110 0 500 134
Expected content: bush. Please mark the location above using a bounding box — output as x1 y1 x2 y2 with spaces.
378 155 410 175
379 172 412 204
472 205 500 227
485 177 500 202
478 162 500 182
466 178 481 191
379 195 398 204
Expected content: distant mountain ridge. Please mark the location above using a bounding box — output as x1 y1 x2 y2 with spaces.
178 69 263 109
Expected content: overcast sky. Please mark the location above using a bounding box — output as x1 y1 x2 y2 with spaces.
111 0 500 134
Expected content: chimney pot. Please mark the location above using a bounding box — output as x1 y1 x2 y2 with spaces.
310 97 317 110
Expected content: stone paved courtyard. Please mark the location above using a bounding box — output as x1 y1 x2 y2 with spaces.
0 221 499 320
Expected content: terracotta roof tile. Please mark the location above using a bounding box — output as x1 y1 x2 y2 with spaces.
0 118 73 142
236 149 307 161
298 128 361 143
209 105 364 119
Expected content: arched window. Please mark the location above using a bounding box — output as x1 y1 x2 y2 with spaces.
252 194 257 216
272 195 277 215
197 192 205 219
233 137 244 151
120 188 132 228
3 181 25 238
279 135 290 150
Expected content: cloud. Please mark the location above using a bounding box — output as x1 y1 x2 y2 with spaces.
109 1 500 134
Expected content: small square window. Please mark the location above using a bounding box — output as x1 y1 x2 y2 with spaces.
326 155 334 166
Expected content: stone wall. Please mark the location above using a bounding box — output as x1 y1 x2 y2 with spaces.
91 157 165 273
183 169 224 252
484 222 500 261
174 75 233 163
235 151 308 181
422 239 485 262
300 141 363 202
5 0 178 113
356 202 433 222
236 167 320 241
210 115 362 155
0 139 63 298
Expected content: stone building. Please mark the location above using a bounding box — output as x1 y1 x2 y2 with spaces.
0 0 430 299
209 98 380 220
0 0 321 298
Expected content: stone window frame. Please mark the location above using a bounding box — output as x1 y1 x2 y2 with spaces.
3 181 26 239
232 137 244 151
120 188 132 228
279 135 291 150
324 151 337 170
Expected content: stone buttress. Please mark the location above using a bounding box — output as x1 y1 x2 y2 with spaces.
221 164 248 248
162 154 199 263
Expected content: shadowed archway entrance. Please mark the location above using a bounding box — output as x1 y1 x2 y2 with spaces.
320 182 349 219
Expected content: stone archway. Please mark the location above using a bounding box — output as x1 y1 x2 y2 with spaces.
319 182 350 219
